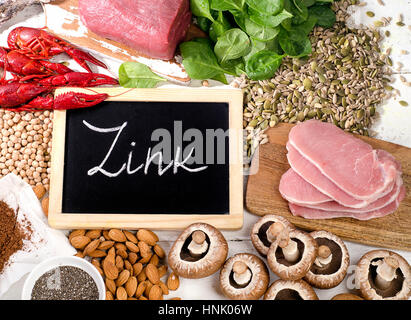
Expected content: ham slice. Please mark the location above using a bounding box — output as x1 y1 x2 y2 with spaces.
279 168 332 205
289 186 406 220
288 120 398 201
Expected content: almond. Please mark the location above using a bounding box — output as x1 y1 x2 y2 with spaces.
85 230 101 239
105 278 116 295
154 244 166 259
138 241 152 258
70 235 90 249
88 250 107 258
95 266 104 277
149 254 159 267
159 281 169 295
124 230 138 243
91 259 100 268
41 197 49 217
137 229 158 246
98 240 115 250
102 260 118 280
32 184 46 199
139 253 153 264
106 247 116 263
137 267 147 282
102 230 111 240
75 251 84 258
125 276 137 297
117 248 128 259
146 263 160 284
125 241 139 253
149 285 163 300
169 297 181 300
114 243 127 251
144 280 153 297
116 287 128 300
106 291 114 300
124 260 133 273
116 269 130 287
158 265 168 278
115 255 124 270
128 252 138 265
135 282 147 298
108 229 126 242
69 230 86 241
83 239 101 256
139 296 148 300
133 262 143 276
167 272 179 291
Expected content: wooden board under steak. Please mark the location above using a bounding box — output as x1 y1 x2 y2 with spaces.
246 123 411 251
44 0 191 83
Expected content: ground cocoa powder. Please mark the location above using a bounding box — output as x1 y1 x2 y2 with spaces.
0 200 31 274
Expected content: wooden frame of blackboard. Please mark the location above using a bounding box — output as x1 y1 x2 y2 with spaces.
49 87 244 230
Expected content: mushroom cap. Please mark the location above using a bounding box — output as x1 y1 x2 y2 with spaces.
355 249 411 300
304 230 350 289
219 253 269 300
251 215 294 257
168 223 228 279
331 293 364 300
264 279 318 300
267 229 318 280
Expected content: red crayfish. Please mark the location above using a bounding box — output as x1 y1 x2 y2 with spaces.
0 27 118 111
8 27 107 72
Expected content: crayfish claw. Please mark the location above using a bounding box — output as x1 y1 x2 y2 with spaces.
64 47 108 72
53 92 108 110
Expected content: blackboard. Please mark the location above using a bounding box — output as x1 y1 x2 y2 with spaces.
49 88 243 230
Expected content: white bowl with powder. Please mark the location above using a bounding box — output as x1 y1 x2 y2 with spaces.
21 256 105 300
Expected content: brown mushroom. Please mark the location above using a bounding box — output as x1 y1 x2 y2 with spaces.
219 253 269 300
264 279 318 300
331 293 363 300
251 215 294 257
355 250 411 300
304 230 350 289
267 223 318 280
168 223 228 279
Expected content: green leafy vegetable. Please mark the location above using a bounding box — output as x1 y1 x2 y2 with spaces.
245 0 284 15
190 0 215 22
244 17 280 41
211 0 245 12
301 0 316 6
197 16 212 32
180 38 227 81
221 58 246 75
118 62 166 88
209 11 232 42
308 4 336 28
278 29 311 57
245 50 283 80
214 28 251 63
290 15 317 35
290 0 308 24
248 8 293 28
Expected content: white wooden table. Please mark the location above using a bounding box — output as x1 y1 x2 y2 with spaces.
0 2 410 300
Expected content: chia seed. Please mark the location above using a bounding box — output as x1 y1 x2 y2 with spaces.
31 266 99 300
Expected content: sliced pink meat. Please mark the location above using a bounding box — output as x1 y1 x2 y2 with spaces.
79 0 192 60
294 176 402 213
289 186 405 221
287 143 368 208
279 168 332 205
288 120 398 201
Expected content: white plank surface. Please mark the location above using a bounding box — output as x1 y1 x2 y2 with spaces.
0 1 410 300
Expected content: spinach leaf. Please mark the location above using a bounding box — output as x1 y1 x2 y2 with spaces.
309 4 336 28
245 0 284 15
119 62 166 88
290 0 308 24
244 17 280 42
302 0 316 6
190 0 215 22
180 38 226 79
245 50 283 80
211 72 229 84
214 28 251 63
211 0 245 12
291 15 317 35
196 16 212 32
281 0 293 30
209 11 232 42
221 57 246 75
278 29 312 57
249 8 293 28
232 11 246 30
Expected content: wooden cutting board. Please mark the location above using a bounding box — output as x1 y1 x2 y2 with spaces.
44 0 194 82
246 123 411 251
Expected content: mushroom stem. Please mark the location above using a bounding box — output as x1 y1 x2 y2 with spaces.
188 230 208 257
314 245 332 267
232 261 252 286
270 223 299 263
375 257 399 290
